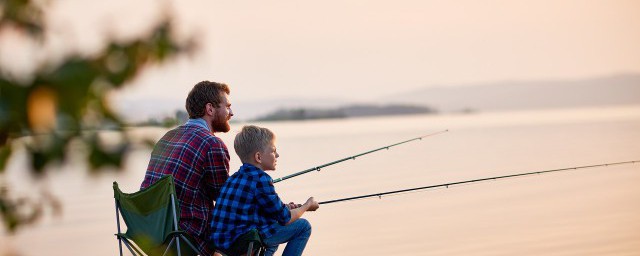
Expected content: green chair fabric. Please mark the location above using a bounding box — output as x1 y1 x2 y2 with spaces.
216 229 264 256
113 175 201 256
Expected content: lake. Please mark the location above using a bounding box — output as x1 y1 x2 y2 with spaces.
2 105 640 255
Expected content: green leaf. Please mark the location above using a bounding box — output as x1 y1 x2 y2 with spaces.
87 136 129 171
0 145 11 172
1 0 44 37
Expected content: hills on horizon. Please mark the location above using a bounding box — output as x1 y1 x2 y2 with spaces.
114 73 640 122
390 73 640 113
253 104 436 121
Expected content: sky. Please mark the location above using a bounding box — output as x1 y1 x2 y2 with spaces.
4 0 640 119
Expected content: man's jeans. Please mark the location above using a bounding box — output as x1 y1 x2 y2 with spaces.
263 219 312 256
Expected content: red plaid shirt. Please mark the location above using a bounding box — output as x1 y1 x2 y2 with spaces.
141 120 229 255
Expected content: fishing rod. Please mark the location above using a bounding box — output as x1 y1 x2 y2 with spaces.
273 129 449 183
319 160 640 205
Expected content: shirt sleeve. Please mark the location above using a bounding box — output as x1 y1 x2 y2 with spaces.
205 140 230 200
254 174 291 225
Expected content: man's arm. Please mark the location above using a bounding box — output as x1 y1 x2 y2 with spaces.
205 140 230 199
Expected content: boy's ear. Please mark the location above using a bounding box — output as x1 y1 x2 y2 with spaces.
254 151 262 164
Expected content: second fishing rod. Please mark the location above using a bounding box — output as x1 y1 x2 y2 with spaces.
272 129 449 183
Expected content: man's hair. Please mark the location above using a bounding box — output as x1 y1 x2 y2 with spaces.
185 81 231 118
234 125 275 163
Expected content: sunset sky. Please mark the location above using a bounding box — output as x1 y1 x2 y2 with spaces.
6 0 639 116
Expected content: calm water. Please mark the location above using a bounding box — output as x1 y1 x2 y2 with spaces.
2 106 640 255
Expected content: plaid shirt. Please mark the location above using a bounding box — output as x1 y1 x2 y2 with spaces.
210 163 291 250
141 119 230 255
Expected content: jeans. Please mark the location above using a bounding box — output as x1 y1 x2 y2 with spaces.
263 219 312 256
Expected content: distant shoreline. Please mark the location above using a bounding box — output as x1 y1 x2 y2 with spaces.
115 73 640 124
252 103 437 122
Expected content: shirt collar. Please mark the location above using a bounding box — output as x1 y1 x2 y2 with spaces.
240 163 260 171
240 163 270 175
185 118 210 131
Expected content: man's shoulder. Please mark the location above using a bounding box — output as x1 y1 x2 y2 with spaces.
174 125 226 146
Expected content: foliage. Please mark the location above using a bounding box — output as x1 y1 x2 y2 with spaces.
0 0 194 233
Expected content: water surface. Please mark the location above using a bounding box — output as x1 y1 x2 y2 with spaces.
2 106 640 255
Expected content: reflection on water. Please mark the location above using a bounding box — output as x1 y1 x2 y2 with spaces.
2 106 640 255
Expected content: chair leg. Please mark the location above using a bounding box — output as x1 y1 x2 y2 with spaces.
170 195 182 255
121 239 142 256
115 201 124 256
176 238 182 256
163 237 176 256
246 242 254 256
117 236 124 256
179 234 202 255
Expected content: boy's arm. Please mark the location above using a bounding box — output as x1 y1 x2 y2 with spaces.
287 197 319 225
255 175 292 225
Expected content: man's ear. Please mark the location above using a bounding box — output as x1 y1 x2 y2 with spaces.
206 103 215 116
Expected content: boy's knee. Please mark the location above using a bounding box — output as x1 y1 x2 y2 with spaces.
297 218 312 234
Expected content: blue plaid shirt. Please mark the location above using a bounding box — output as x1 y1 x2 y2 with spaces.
210 163 291 250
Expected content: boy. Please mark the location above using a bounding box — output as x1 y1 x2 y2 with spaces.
210 125 319 256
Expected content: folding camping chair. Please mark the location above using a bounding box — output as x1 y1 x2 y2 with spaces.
113 175 202 256
215 229 264 256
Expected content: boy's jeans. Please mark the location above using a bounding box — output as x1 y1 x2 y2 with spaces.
263 219 312 256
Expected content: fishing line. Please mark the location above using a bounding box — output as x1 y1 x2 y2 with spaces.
273 129 448 183
273 129 449 183
319 160 640 205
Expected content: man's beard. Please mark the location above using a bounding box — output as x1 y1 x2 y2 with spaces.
210 114 231 133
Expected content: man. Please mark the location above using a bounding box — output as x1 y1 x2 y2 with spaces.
141 81 234 255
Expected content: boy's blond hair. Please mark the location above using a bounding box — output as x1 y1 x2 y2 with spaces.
234 125 276 163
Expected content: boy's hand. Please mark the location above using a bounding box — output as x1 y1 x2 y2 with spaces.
287 202 302 209
305 197 320 211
